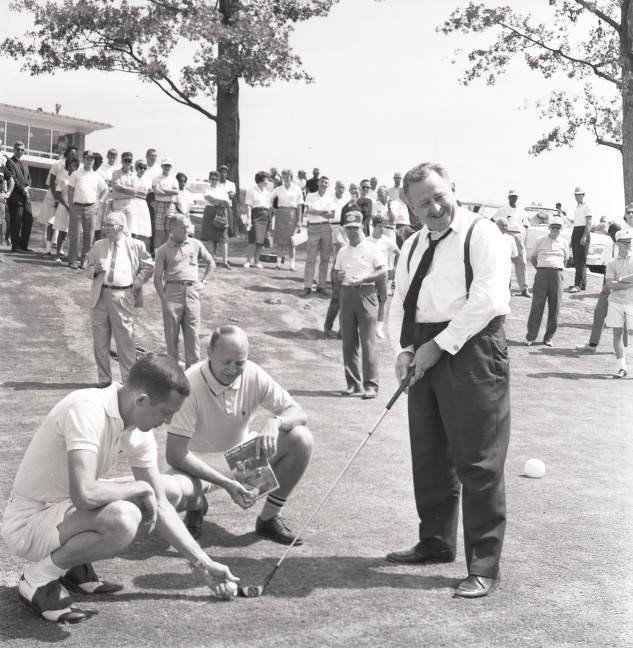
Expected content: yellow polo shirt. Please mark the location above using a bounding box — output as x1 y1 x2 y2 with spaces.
167 360 297 453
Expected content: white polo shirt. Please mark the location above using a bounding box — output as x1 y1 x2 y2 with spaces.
272 183 303 208
168 360 297 454
305 191 336 224
10 384 157 504
245 185 272 209
574 203 592 227
334 238 385 285
493 205 528 233
68 167 108 204
153 174 179 203
218 179 236 199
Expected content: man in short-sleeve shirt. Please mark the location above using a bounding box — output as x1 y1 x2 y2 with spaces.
164 326 313 545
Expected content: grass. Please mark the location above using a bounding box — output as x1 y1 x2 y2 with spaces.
0 230 632 647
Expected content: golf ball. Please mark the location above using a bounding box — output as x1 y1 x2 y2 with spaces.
524 458 546 479
225 581 238 598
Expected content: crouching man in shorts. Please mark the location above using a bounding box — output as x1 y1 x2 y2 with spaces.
162 325 314 545
1 354 239 624
605 228 633 378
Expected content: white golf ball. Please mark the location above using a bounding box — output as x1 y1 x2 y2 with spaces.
225 581 238 598
524 458 546 479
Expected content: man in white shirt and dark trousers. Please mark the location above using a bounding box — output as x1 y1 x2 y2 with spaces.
493 189 530 296
67 150 109 269
334 210 387 399
525 216 569 346
569 186 592 292
387 162 511 599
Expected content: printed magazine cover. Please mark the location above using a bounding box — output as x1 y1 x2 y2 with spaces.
224 437 280 500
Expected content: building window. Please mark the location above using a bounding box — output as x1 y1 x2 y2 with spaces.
29 126 52 157
6 122 29 148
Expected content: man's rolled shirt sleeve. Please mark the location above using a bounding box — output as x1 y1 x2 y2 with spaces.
434 222 511 355
168 391 199 439
255 366 298 415
63 401 106 453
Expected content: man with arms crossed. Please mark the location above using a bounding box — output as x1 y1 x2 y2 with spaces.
1 354 239 624
387 162 511 598
163 326 313 545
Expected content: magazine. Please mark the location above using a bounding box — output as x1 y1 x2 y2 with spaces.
224 437 279 500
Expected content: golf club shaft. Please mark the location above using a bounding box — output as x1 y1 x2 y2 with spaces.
265 367 415 581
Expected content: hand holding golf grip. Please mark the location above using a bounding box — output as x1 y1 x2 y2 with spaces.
385 365 415 410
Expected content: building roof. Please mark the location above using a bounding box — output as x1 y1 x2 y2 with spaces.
0 103 112 133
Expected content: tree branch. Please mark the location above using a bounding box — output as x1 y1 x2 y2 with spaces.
572 0 621 32
499 20 621 87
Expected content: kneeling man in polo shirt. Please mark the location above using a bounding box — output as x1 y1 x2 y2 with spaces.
164 325 313 544
1 354 239 624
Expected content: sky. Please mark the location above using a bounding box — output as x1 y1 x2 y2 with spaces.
0 0 625 218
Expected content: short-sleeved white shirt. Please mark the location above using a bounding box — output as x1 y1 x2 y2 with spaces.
245 185 272 209
574 203 592 227
153 174 179 203
272 183 303 208
366 234 399 270
68 167 108 203
305 191 336 224
493 205 528 233
168 360 298 454
606 255 633 305
218 179 236 199
334 238 386 285
11 384 157 503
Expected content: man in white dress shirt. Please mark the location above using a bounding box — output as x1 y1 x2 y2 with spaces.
387 162 511 600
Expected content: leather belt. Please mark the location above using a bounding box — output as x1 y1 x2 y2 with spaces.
166 280 196 285
74 202 96 206
103 284 132 290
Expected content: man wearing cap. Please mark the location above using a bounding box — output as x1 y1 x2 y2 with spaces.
334 210 387 399
387 162 511 599
605 228 633 378
67 151 109 269
525 216 569 347
493 190 530 297
303 176 336 296
152 159 179 249
85 211 154 386
569 186 592 292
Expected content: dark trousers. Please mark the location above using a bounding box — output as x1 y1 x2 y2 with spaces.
324 266 341 331
571 225 589 289
340 285 378 390
147 192 155 254
589 280 609 346
8 201 32 250
408 317 510 578
526 268 563 342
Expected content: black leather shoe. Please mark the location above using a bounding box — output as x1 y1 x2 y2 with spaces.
255 515 303 545
184 496 209 539
453 575 499 598
302 288 311 297
18 576 86 623
386 541 455 564
60 562 123 594
361 387 377 399
316 287 330 296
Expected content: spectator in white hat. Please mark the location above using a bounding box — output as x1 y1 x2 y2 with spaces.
569 186 592 292
525 216 569 347
152 158 179 248
493 189 530 297
605 228 633 378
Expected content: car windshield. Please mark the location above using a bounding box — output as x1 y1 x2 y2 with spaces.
188 182 209 194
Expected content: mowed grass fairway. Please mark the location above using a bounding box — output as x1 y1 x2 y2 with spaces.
0 235 632 648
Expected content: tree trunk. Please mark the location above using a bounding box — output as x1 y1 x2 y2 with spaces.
216 79 240 195
622 2 633 205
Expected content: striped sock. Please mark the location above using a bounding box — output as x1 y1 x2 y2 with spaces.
260 493 286 521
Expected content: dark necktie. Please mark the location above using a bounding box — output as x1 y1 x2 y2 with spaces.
400 229 452 347
107 241 118 285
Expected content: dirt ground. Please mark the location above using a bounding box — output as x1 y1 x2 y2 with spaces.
0 230 632 647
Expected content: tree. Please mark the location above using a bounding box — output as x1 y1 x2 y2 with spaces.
2 0 340 191
439 1 633 202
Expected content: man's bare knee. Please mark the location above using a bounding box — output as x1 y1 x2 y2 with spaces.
286 425 314 460
98 500 142 549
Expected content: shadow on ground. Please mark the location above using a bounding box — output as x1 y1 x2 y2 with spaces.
526 371 616 380
1 381 96 391
264 328 324 340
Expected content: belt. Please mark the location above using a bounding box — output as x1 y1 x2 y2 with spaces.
341 283 376 289
74 202 95 206
166 280 196 285
537 267 563 271
103 284 132 290
307 221 330 225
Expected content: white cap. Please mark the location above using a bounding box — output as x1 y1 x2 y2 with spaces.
161 157 173 166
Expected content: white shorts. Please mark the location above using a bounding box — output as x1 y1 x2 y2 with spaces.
605 301 633 328
1 494 74 562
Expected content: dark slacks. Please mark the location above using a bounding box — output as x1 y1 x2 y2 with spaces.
408 317 510 578
324 266 341 331
8 201 32 250
526 268 563 342
340 285 378 390
589 279 609 346
571 225 589 290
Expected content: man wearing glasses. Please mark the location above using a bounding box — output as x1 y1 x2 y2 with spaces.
525 216 569 347
4 140 33 252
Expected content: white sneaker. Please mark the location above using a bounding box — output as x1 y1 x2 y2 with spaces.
255 262 264 269
376 324 385 339
243 261 251 268
575 343 597 353
289 262 296 272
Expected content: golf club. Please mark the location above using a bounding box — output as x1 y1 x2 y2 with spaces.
238 365 415 598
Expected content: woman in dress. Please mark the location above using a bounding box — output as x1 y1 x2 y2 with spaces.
201 170 231 268
52 157 79 262
244 171 273 268
271 169 303 271
127 159 152 247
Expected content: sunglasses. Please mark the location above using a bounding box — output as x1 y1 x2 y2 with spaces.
122 158 133 163
361 186 370 190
